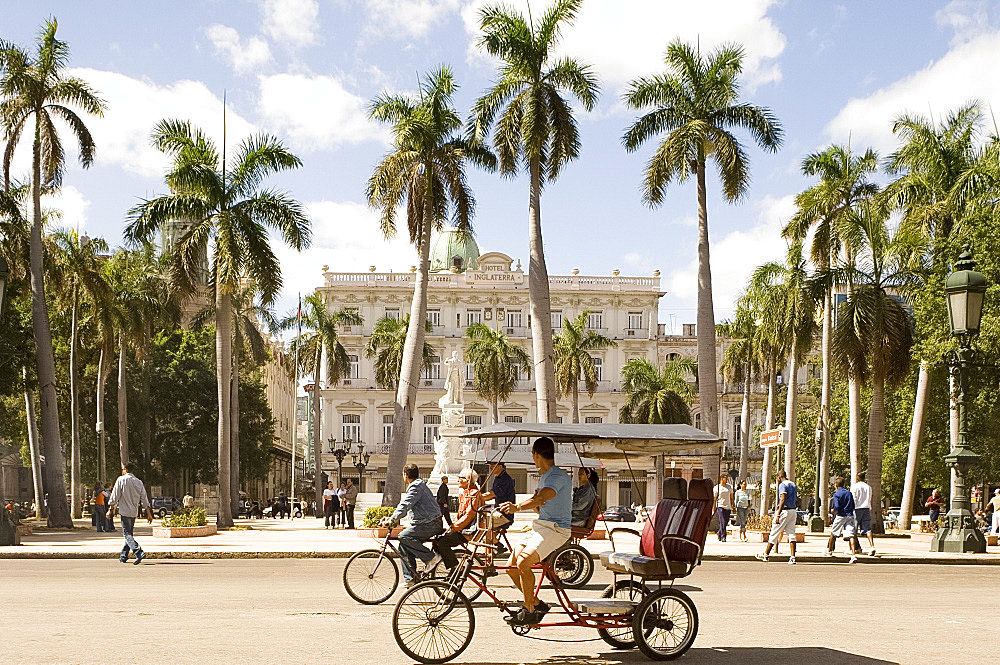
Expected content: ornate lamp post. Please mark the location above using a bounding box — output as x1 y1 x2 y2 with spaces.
328 436 349 485
931 249 988 553
0 255 8 316
352 442 371 493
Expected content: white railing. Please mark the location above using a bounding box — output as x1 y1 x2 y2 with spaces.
322 270 661 292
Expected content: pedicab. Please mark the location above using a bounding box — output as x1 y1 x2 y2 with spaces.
390 422 724 663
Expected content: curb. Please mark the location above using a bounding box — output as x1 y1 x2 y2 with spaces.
0 550 996 564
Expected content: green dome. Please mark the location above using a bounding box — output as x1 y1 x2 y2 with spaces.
429 227 480 272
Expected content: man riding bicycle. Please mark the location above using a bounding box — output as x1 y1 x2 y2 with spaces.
380 463 443 587
498 436 571 626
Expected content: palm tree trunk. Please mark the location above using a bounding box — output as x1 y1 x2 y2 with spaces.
694 156 720 436
96 344 112 484
572 380 580 424
527 155 557 423
29 132 71 527
784 349 799 481
491 399 499 425
818 291 832 521
899 361 930 531
230 358 240 518
738 367 750 482
216 288 234 528
312 356 323 512
24 368 45 519
69 282 82 518
848 370 861 483
759 364 777 517
117 336 129 467
384 205 432 507
139 344 152 477
867 374 886 534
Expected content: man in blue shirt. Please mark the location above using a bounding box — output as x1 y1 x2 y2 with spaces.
380 463 443 586
498 437 571 626
756 469 799 564
825 476 860 562
488 461 516 555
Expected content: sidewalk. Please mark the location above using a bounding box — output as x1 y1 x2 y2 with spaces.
3 516 998 564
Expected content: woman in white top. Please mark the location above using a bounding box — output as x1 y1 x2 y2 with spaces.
713 475 734 542
734 480 752 541
323 482 339 529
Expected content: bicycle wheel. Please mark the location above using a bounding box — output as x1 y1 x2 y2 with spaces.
550 544 593 588
596 579 649 649
431 554 486 602
343 548 399 605
393 581 475 664
632 588 698 660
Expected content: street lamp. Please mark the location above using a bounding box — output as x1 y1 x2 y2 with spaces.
328 436 349 485
0 255 9 316
352 442 371 493
931 248 988 553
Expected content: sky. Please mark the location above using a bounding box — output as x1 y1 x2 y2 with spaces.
5 0 1000 330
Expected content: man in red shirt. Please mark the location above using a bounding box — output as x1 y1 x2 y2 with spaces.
430 468 485 570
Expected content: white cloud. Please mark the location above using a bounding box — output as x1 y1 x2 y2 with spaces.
461 0 785 93
274 199 417 311
205 24 273 73
825 30 1000 155
936 0 992 45
260 0 320 45
664 194 795 320
42 185 91 231
257 73 389 152
59 68 257 179
364 0 461 38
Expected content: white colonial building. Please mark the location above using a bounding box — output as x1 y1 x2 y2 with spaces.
312 229 798 508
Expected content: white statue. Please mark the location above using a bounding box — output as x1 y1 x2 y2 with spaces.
440 350 463 407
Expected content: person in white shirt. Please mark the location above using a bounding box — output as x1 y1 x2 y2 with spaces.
323 481 338 529
851 472 876 556
713 475 734 542
337 482 348 527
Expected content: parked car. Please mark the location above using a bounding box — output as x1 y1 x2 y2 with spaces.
151 496 183 518
885 506 902 529
262 497 303 518
598 506 637 522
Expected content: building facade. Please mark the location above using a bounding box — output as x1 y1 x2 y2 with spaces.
313 230 802 508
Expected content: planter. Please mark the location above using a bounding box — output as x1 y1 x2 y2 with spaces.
988 535 998 547
748 530 805 543
358 526 404 539
15 524 33 537
152 524 217 538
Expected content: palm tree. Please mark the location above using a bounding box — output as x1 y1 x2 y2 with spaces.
51 229 110 517
1 19 106 527
367 66 493 506
832 199 921 533
622 40 782 438
784 143 879 513
282 293 361 509
470 0 598 423
884 103 982 528
365 315 435 391
620 357 695 425
719 305 760 482
553 311 616 423
126 119 310 528
464 323 530 424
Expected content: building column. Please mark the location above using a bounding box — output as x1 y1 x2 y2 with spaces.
646 470 657 506
606 472 620 507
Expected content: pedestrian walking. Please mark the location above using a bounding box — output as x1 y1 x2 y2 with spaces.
925 489 945 523
437 476 453 527
825 477 860 563
106 464 153 564
344 478 358 528
103 484 115 531
987 489 1000 536
276 492 289 519
756 470 798 564
323 481 339 528
93 483 108 532
851 472 876 556
337 482 348 527
713 475 734 542
735 480 752 541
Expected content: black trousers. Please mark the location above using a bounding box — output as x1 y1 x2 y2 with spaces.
440 502 453 526
432 531 467 569
345 503 356 528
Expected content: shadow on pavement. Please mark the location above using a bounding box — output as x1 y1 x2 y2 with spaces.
450 647 898 665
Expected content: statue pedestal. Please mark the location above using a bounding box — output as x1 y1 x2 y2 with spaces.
428 403 470 495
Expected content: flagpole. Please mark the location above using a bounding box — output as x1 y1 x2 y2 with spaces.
290 293 301 502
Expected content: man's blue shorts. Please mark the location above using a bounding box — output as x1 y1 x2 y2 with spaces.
854 508 872 534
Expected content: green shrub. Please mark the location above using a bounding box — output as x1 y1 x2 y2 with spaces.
163 507 207 527
745 513 773 531
363 506 394 528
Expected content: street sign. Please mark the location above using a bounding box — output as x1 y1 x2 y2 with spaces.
759 427 789 448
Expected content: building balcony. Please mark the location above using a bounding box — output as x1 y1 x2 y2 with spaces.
370 442 437 455
321 269 660 293
619 327 650 340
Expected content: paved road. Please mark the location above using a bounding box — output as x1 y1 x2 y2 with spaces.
3 559 992 664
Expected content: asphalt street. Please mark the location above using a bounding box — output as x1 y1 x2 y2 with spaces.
2 559 993 665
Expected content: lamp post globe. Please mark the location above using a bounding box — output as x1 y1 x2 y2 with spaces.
932 248 988 553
